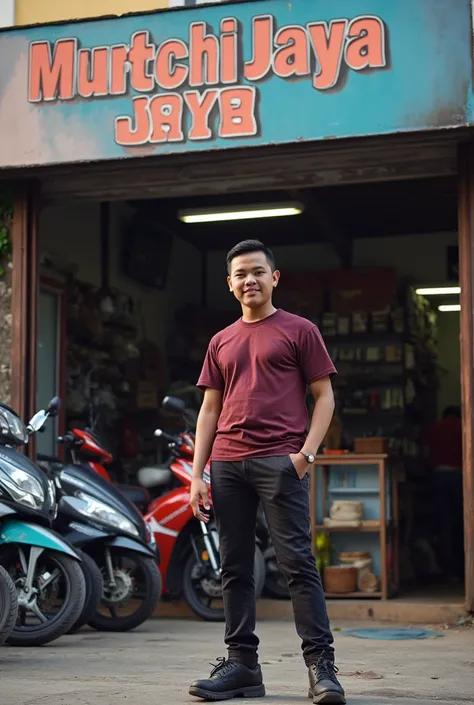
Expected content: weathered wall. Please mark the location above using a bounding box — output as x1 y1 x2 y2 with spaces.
0 191 12 405
0 268 12 405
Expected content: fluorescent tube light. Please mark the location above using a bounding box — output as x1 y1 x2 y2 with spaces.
416 286 461 296
438 304 461 312
179 202 303 224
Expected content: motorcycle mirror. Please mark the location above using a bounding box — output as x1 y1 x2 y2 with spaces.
47 396 61 418
27 409 49 433
162 396 186 414
183 408 198 429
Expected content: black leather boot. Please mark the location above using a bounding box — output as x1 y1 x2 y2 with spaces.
307 654 346 704
189 657 265 701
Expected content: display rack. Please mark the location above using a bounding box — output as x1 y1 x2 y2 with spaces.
320 279 441 456
309 454 399 600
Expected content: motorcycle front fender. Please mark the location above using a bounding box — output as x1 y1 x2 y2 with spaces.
105 535 157 558
0 518 82 560
60 522 110 548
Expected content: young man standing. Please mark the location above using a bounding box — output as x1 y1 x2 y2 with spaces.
189 240 345 704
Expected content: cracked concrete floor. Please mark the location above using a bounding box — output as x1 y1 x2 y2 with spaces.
0 619 472 704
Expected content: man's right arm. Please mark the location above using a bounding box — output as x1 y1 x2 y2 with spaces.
190 388 223 521
192 388 223 479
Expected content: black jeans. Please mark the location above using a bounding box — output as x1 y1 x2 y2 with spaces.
211 455 334 667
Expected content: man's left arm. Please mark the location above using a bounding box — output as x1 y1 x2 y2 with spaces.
290 377 335 478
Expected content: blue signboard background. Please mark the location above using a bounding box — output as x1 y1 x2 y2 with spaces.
0 0 472 167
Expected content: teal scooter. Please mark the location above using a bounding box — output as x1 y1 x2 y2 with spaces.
0 397 85 646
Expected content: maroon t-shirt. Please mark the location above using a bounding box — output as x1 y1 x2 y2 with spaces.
197 309 337 461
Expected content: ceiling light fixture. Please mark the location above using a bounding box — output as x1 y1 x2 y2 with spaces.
416 286 461 296
178 202 304 224
438 304 461 312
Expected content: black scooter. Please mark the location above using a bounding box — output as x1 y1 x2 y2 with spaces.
39 437 162 633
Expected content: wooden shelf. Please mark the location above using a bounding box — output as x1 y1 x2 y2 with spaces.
329 487 380 495
314 454 388 464
310 456 400 601
315 524 381 533
324 591 382 598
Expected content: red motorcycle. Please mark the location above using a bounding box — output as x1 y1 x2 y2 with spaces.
65 396 265 621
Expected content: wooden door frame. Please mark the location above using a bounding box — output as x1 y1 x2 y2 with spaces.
458 142 474 613
11 181 40 457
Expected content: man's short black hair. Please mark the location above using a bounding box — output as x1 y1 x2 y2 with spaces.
226 239 276 273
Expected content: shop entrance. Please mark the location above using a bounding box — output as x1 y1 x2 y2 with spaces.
33 168 465 606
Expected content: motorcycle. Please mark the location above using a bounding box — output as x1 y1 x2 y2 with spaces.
62 396 266 621
0 565 18 645
39 432 162 633
0 397 86 646
67 548 104 634
141 398 289 602
136 392 289 600
137 396 266 622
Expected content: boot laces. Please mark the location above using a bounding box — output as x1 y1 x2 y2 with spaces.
313 657 339 683
209 657 236 678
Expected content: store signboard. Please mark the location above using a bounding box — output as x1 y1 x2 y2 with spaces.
0 0 472 168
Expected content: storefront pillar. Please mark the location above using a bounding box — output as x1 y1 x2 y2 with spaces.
458 142 474 612
10 181 39 431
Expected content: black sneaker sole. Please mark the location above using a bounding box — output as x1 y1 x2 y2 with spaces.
189 684 265 701
308 690 346 704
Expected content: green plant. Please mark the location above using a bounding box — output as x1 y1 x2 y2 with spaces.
0 191 12 278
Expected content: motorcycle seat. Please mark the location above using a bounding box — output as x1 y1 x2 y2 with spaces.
115 484 150 513
137 466 172 489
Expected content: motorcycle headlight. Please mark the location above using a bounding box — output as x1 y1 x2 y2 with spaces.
0 468 45 509
0 407 28 445
74 491 139 537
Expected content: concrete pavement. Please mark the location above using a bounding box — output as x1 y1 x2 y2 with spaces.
0 619 472 704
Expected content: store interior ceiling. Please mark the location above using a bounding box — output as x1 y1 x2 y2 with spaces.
129 175 458 254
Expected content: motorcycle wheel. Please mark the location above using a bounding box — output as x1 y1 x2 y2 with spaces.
67 550 103 634
2 549 86 647
0 565 18 645
182 545 266 622
264 571 290 599
88 549 162 632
